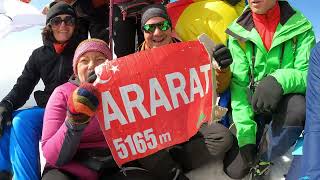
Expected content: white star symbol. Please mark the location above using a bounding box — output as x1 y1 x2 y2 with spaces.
110 65 119 74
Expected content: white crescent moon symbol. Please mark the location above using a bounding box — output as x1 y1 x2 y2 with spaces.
95 76 112 85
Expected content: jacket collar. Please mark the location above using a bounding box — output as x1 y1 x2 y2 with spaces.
252 1 280 26
68 74 80 86
235 1 295 32
43 33 81 55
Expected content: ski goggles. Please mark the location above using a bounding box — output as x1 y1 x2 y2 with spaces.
49 15 75 27
142 20 171 33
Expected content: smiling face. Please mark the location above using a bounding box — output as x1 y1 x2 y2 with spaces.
50 14 75 43
143 17 173 49
249 0 276 14
77 51 107 83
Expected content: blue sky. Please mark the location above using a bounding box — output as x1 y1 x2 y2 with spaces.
288 0 320 40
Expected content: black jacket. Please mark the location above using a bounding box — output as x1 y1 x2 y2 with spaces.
2 36 81 109
72 0 109 42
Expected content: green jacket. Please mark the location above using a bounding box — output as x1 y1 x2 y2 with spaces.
226 1 315 147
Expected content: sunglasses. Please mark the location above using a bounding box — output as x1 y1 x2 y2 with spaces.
50 16 75 27
142 20 171 33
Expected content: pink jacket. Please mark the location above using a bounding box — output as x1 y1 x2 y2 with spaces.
41 82 107 180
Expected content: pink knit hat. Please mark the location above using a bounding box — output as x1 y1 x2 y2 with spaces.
73 38 112 75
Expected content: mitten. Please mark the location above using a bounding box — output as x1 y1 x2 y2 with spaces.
251 76 283 113
67 82 99 124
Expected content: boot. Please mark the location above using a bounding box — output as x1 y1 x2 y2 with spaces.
249 161 273 180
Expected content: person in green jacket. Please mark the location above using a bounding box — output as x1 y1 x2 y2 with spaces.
222 0 315 178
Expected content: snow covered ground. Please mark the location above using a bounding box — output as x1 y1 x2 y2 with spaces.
39 147 292 180
185 152 292 180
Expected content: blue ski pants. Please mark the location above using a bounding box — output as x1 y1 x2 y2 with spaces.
0 107 44 180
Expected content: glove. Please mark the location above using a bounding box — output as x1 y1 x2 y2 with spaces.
67 82 100 124
212 44 233 69
0 100 13 137
251 76 283 113
239 144 257 167
87 70 97 83
225 0 241 6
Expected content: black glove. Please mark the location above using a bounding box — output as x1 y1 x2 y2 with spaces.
0 100 13 137
212 44 233 69
87 70 97 83
225 0 241 6
239 144 257 167
251 76 283 113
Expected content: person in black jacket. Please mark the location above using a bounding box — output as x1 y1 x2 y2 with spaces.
46 0 109 43
0 2 82 180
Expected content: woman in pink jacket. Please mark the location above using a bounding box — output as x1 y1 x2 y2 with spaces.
41 38 156 180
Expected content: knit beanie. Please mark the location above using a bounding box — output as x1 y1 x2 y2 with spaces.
141 4 172 28
73 38 112 75
46 1 76 25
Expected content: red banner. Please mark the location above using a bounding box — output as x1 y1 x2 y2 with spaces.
95 41 214 166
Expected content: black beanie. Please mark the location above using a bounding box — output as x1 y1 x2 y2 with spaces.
141 4 171 28
46 2 76 25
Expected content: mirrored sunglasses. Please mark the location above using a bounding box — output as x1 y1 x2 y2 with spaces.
142 20 171 33
50 16 75 27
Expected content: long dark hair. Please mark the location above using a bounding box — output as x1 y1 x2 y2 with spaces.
41 25 55 44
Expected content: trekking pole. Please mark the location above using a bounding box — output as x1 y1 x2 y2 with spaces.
109 0 114 56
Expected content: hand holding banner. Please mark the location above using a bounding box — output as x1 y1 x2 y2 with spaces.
95 40 214 166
